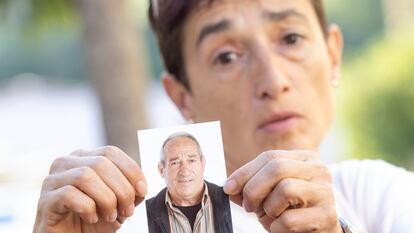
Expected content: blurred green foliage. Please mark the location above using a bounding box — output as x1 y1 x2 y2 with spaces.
1 0 413 169
339 29 414 170
0 30 85 82
0 0 82 81
326 0 384 58
0 0 76 32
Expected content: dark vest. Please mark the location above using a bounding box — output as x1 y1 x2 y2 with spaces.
145 181 233 233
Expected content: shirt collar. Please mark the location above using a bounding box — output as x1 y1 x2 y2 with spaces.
165 182 210 209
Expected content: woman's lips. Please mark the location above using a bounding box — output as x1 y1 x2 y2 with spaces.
258 113 302 133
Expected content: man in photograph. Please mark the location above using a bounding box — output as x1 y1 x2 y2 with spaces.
33 0 414 233
146 132 232 233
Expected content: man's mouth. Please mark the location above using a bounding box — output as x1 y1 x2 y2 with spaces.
178 179 194 183
258 112 302 133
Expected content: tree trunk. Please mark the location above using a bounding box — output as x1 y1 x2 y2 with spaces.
75 0 148 163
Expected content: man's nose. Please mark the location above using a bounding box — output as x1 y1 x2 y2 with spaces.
179 162 191 174
253 48 291 100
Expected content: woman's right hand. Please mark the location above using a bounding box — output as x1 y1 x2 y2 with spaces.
33 146 147 233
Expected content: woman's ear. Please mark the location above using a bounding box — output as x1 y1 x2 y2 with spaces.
161 72 196 121
326 24 343 87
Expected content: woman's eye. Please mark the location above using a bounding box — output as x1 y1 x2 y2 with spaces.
283 33 303 46
214 51 239 66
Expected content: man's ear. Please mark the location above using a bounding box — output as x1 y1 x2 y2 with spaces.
201 155 206 171
326 24 343 87
158 162 165 177
161 72 196 122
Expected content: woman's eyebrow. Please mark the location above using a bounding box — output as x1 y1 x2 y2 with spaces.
196 19 231 48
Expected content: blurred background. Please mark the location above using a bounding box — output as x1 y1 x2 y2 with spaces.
0 0 413 231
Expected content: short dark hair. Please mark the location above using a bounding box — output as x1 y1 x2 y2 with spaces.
148 0 328 90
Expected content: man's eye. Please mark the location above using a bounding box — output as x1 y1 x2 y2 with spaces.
283 33 303 46
170 161 178 166
214 51 239 66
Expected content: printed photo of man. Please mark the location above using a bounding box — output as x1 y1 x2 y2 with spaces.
145 132 233 233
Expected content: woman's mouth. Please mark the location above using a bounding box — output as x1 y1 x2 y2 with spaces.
258 112 302 133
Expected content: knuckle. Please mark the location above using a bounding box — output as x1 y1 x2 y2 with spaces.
268 159 286 178
101 145 121 157
41 175 57 192
117 186 135 205
279 213 298 232
37 193 50 212
78 202 96 216
324 183 334 195
105 193 118 210
125 162 140 175
69 148 87 156
318 163 330 176
73 167 96 184
58 185 77 202
324 206 338 226
277 179 294 200
41 175 53 187
312 162 332 180
49 156 68 173
91 156 111 171
234 167 250 181
263 150 279 161
242 183 258 201
306 150 319 160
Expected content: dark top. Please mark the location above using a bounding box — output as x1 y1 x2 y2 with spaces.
175 203 202 230
146 180 233 233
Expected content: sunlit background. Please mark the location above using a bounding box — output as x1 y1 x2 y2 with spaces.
0 0 413 232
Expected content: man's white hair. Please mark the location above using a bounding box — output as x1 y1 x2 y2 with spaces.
159 132 204 165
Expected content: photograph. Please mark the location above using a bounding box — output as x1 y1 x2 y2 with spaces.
2 0 413 232
137 121 233 233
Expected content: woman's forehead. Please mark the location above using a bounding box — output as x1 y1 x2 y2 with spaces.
184 0 316 40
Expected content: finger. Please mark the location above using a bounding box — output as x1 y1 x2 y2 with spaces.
262 178 333 218
117 215 127 224
270 206 338 233
229 194 243 206
45 167 118 223
256 208 274 232
224 150 318 195
44 185 98 225
134 196 145 207
74 146 148 197
242 158 315 212
50 154 138 217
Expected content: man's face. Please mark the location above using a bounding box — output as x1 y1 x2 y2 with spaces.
159 137 205 204
164 0 342 172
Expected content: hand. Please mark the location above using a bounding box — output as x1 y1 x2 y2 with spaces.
224 150 342 233
33 146 148 233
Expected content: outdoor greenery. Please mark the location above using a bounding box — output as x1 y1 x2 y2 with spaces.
0 0 412 169
326 0 384 57
339 28 414 169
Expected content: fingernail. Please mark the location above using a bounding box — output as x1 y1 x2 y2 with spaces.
91 214 99 223
243 201 252 212
135 180 147 196
125 203 135 217
108 210 117 222
224 179 237 194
